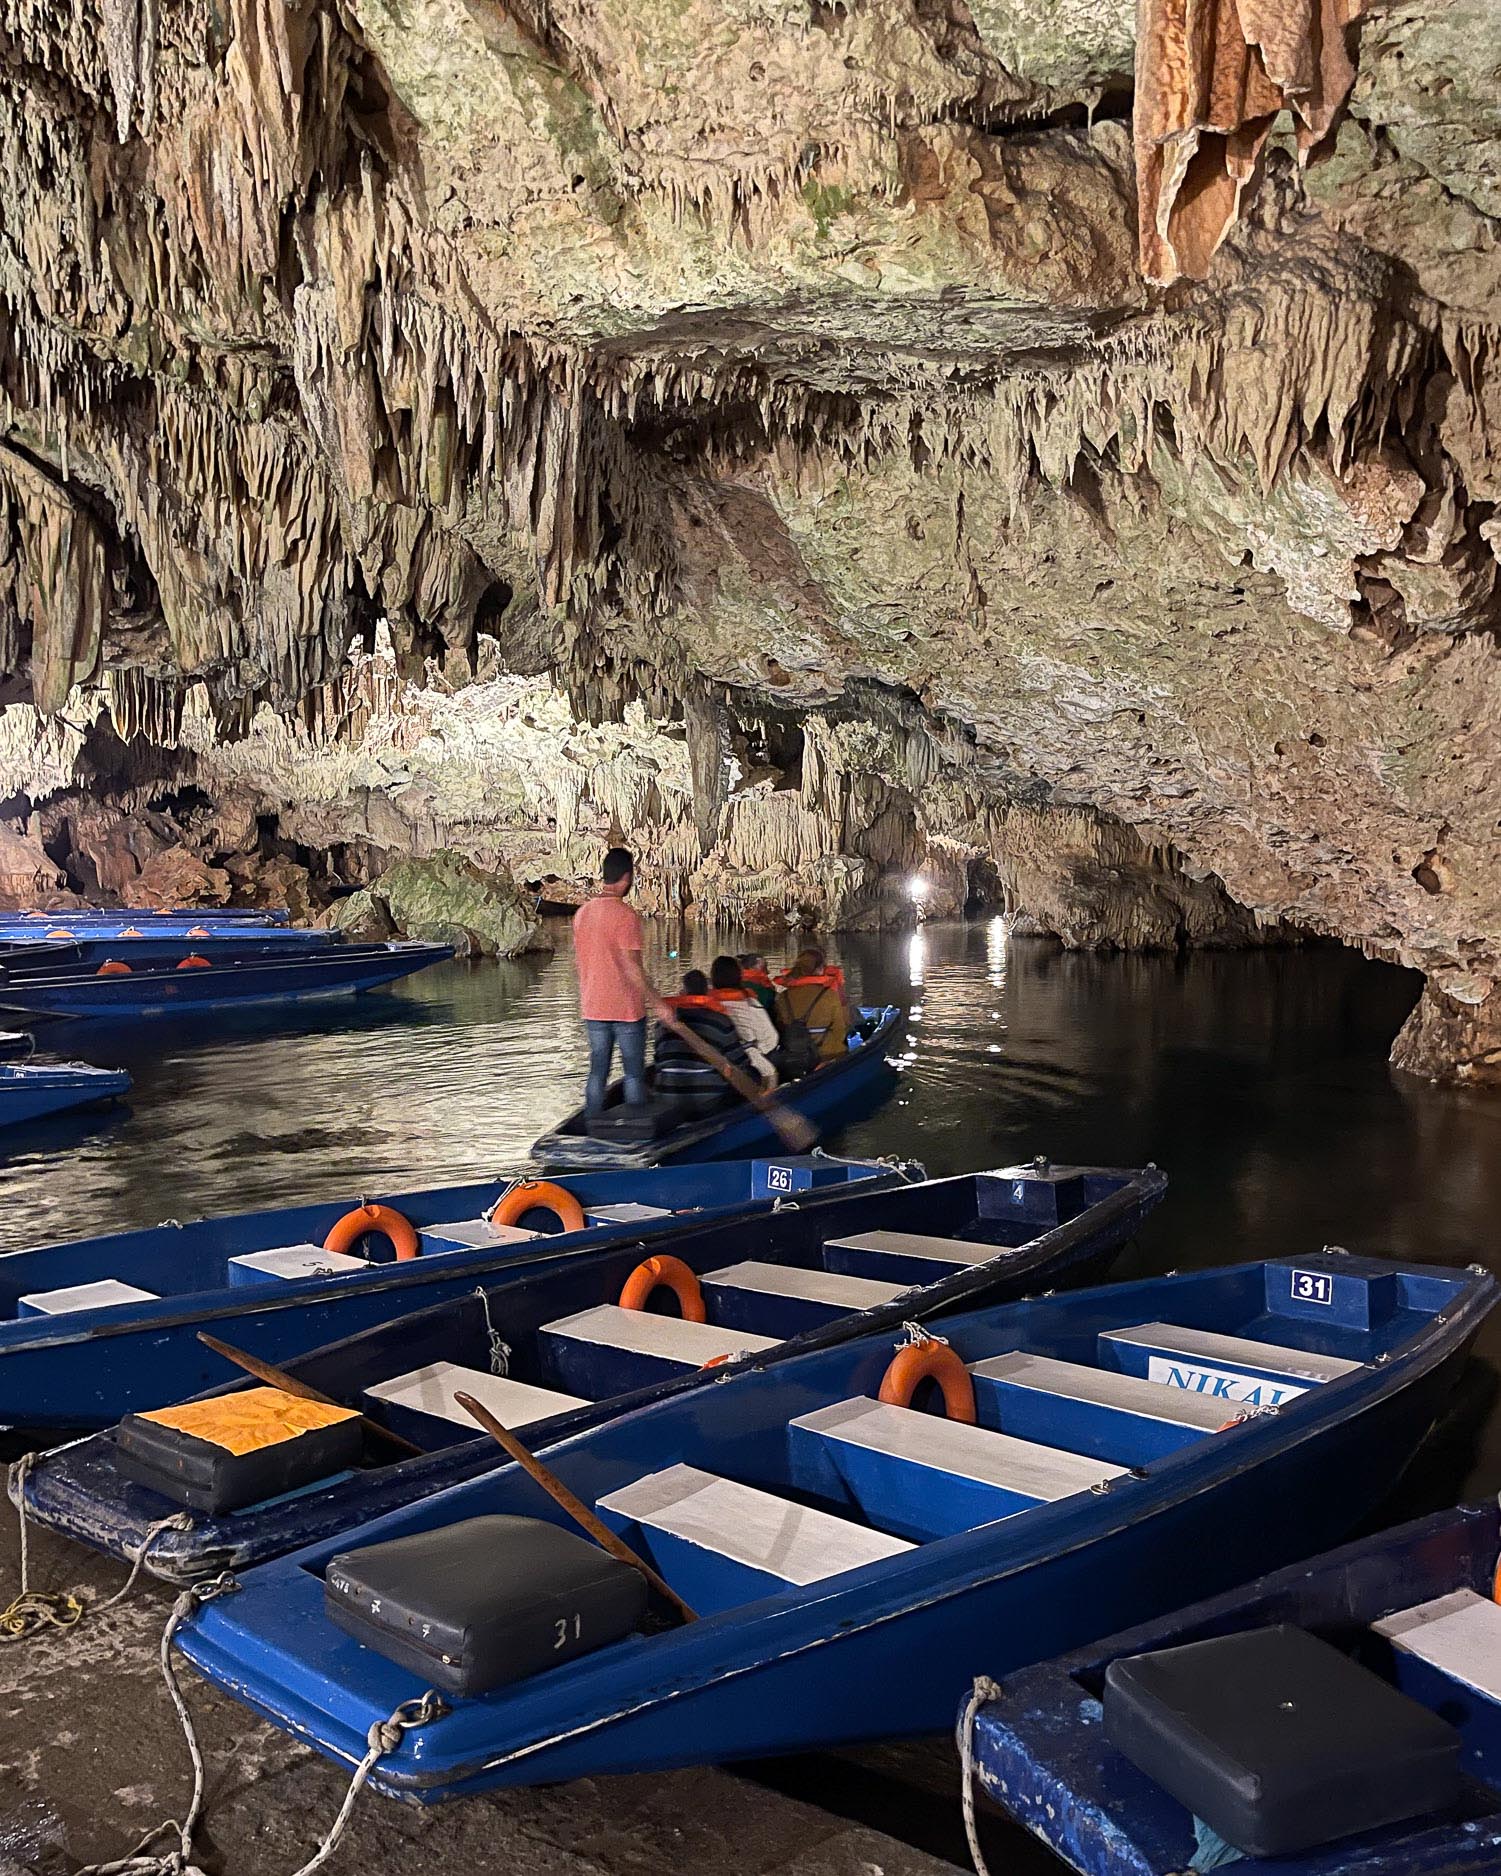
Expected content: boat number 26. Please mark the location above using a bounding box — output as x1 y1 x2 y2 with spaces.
1290 1270 1334 1306
555 1612 582 1649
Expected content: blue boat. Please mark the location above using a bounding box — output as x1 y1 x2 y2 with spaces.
0 941 450 1019
0 932 338 973
0 1061 131 1128
0 1157 896 1427
18 1162 1160 1582
174 1251 1494 1799
964 1501 1501 1875
0 910 294 941
533 1006 904 1169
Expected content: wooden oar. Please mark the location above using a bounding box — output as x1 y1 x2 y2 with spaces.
196 1331 423 1457
455 1390 697 1625
660 1014 817 1153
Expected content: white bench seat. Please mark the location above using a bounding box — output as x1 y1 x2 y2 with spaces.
363 1362 587 1432
17 1278 160 1316
540 1304 776 1368
584 1203 673 1226
793 1397 1126 1500
701 1262 905 1310
598 1463 912 1586
1374 1590 1501 1703
1101 1323 1361 1387
229 1244 368 1282
421 1219 539 1250
971 1352 1231 1431
823 1230 1002 1269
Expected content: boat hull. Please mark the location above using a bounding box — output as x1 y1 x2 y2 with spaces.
0 942 450 1018
0 1065 132 1128
532 1006 903 1169
175 1256 1494 1799
967 1503 1501 1875
23 1166 1162 1579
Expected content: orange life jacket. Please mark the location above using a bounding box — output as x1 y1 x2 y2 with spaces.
664 992 719 1013
742 967 775 990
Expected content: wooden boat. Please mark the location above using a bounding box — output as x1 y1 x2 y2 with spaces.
174 1251 1495 1799
20 1162 1162 1582
0 1061 131 1128
0 941 451 1019
533 1005 903 1170
965 1500 1501 1875
0 1156 899 1427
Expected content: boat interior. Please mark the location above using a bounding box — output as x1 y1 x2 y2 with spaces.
0 1158 882 1333
261 1258 1467 1701
218 1167 1132 1470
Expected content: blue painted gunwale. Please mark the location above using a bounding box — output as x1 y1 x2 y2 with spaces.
0 941 451 1019
176 1253 1496 1799
0 1156 893 1426
0 1062 132 1128
532 1005 903 1170
966 1502 1501 1875
0 933 338 972
21 1163 1160 1580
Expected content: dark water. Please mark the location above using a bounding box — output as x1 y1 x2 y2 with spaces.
2 919 1500 1869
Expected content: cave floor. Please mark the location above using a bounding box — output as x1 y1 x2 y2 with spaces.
0 1512 1030 1876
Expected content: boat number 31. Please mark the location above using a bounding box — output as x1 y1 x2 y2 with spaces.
555 1613 582 1649
1290 1270 1334 1305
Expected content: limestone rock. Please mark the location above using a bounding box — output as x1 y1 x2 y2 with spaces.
122 849 232 908
345 850 550 957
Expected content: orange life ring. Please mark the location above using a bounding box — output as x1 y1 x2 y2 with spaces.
878 1338 976 1423
323 1202 421 1261
488 1180 586 1234
119 926 143 937
187 925 211 937
96 959 132 976
618 1255 706 1323
176 954 212 969
46 928 74 939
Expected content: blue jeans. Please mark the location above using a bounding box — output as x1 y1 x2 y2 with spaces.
585 1018 648 1112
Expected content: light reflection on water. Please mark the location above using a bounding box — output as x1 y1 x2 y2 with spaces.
1 918 1500 1483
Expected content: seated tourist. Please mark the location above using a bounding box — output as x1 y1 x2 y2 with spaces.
709 955 780 1089
654 970 754 1090
775 946 851 1064
737 952 779 1015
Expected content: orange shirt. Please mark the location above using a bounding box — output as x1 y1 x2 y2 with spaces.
573 894 646 1022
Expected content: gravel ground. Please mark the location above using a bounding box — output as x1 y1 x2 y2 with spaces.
0 1513 1001 1876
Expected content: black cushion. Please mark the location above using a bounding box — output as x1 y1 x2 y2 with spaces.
1104 1624 1462 1859
116 1406 363 1515
325 1515 648 1697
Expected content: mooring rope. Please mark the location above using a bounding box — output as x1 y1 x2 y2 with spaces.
1 1453 194 1642
474 1285 512 1376
285 1690 448 1876
956 1675 1003 1876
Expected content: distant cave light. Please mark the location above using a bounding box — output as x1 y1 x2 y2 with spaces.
907 875 929 902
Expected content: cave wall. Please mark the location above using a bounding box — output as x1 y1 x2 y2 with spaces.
0 0 1496 1072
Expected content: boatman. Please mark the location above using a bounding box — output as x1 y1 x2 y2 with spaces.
574 847 670 1114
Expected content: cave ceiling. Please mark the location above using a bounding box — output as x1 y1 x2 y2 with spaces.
0 0 1499 1063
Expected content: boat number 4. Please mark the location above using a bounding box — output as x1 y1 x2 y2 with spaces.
555 1613 582 1649
1290 1270 1334 1306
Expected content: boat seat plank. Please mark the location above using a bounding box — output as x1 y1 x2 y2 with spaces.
228 1244 369 1284
598 1463 911 1604
541 1305 776 1366
363 1362 588 1433
969 1351 1229 1464
1374 1590 1501 1704
702 1262 905 1309
17 1278 160 1316
419 1219 539 1252
822 1229 1003 1285
1099 1322 1361 1396
584 1203 674 1226
971 1353 1230 1428
794 1398 1125 1500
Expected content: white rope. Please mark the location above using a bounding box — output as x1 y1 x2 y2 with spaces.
2 1453 194 1641
286 1690 447 1876
473 1286 511 1376
77 1573 239 1876
956 1674 1003 1876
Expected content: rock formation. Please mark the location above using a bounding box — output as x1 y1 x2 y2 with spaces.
0 0 1495 1076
